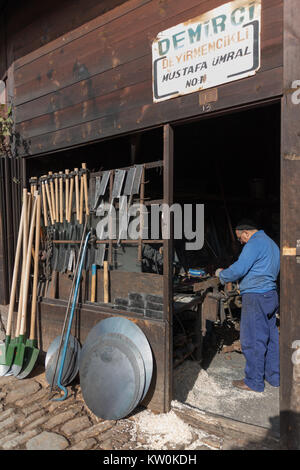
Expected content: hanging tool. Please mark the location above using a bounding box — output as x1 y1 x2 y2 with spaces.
82 163 89 217
48 172 56 222
43 175 54 225
52 230 91 401
65 169 70 222
0 197 25 376
17 194 41 379
68 170 74 223
12 194 37 376
74 168 80 222
41 176 48 227
59 171 64 224
54 173 59 225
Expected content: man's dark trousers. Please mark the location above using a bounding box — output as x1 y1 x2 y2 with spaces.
240 290 280 392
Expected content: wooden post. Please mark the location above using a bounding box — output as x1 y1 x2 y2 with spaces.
280 0 300 449
163 124 174 413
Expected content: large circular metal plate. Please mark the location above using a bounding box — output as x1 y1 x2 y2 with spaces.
79 332 145 420
80 317 153 401
45 335 80 386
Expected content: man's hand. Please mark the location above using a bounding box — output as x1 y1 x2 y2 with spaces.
215 268 224 278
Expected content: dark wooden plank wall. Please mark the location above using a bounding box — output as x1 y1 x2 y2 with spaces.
8 0 283 157
280 0 300 450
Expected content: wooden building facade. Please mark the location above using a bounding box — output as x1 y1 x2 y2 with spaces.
0 0 299 449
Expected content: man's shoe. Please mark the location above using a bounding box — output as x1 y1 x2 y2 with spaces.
232 379 262 392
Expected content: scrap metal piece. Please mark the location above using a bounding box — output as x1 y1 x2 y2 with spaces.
80 316 153 401
112 169 126 198
93 176 102 211
95 244 106 267
123 167 137 196
79 332 145 420
131 165 143 195
99 171 110 196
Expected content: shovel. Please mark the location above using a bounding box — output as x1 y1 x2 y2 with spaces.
17 194 41 379
0 197 26 375
12 194 37 377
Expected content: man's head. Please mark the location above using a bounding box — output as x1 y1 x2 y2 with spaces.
235 220 258 244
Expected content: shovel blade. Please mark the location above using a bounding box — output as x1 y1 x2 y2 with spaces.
0 335 11 365
0 364 11 376
17 340 40 380
12 335 26 377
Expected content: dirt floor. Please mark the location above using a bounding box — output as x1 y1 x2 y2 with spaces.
173 354 280 433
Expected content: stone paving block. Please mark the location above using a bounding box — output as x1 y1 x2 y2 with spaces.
6 381 40 404
18 410 46 428
0 415 18 431
0 391 7 400
43 409 78 430
2 429 38 450
97 427 116 443
23 415 49 432
26 431 69 450
73 420 116 443
47 397 76 413
99 438 113 450
21 402 42 417
61 416 91 437
69 438 97 450
0 408 15 422
0 431 19 447
15 388 48 407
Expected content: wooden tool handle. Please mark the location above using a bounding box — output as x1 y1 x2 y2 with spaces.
41 183 48 227
20 196 37 336
48 172 56 222
16 190 29 337
54 174 59 224
91 264 96 303
65 169 69 222
44 178 54 225
6 199 25 336
68 175 74 222
59 172 63 223
82 163 89 216
103 261 109 303
30 195 41 340
79 172 84 225
74 168 79 222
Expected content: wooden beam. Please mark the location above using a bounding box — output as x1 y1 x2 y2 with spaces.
280 0 300 450
163 123 173 412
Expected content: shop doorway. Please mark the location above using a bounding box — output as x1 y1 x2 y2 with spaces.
172 102 281 433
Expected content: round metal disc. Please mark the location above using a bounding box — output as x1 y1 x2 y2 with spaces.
45 335 80 386
79 332 145 420
80 317 153 401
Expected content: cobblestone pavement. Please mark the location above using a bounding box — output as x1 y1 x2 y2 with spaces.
0 366 227 451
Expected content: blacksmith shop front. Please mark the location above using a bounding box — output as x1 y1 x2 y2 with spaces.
0 0 299 449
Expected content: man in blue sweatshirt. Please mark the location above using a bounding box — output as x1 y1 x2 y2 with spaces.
215 220 280 392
